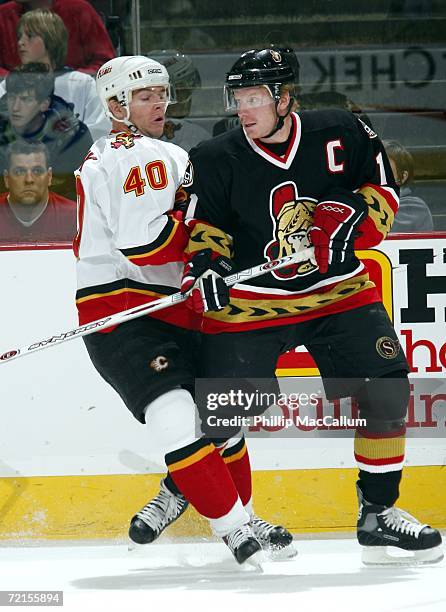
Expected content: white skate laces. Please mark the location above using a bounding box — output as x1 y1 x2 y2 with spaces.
250 514 297 559
358 500 443 566
379 507 427 538
128 480 189 546
136 481 185 532
250 515 275 540
225 524 256 553
222 523 265 566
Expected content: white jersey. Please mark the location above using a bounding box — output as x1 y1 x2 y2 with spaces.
74 130 193 329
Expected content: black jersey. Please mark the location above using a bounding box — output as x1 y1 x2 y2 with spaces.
185 110 399 333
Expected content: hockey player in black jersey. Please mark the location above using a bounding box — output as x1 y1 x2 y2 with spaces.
178 47 443 566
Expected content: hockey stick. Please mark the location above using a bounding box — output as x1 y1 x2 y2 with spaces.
0 247 314 364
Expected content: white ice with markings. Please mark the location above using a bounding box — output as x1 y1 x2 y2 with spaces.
0 537 445 612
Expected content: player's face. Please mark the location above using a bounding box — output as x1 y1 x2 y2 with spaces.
128 87 168 137
233 86 277 139
7 90 47 132
17 29 49 65
4 152 52 205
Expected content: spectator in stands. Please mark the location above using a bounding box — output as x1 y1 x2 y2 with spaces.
0 0 115 77
384 139 434 233
154 50 211 151
1 9 111 139
0 140 76 243
0 63 92 197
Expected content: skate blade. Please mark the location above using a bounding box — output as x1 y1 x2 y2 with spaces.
127 539 152 554
128 538 136 552
266 542 298 561
362 544 444 566
244 549 265 572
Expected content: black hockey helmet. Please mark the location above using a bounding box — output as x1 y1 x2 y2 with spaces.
224 47 298 111
224 47 299 138
271 46 300 85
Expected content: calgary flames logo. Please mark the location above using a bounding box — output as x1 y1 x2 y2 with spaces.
111 132 142 149
264 182 318 280
150 356 169 372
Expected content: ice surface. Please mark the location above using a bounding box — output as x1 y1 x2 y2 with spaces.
0 536 444 612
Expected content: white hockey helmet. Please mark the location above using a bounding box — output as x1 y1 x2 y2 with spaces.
96 55 175 123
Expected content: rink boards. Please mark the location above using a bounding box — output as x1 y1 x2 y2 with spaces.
0 235 445 540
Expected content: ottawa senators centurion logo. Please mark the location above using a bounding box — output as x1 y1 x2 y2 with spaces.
264 181 318 280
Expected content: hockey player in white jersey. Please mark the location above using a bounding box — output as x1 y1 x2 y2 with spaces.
73 55 293 564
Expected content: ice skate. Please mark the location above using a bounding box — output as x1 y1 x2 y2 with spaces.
129 479 189 545
250 514 297 559
223 523 263 567
357 485 443 566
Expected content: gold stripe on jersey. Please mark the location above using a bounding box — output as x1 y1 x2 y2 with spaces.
185 220 233 259
357 185 396 240
76 286 166 305
205 273 374 324
120 216 184 262
126 224 179 261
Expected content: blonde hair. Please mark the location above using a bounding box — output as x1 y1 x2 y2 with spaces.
280 83 299 112
18 9 68 70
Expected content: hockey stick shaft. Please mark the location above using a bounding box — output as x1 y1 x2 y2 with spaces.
0 247 314 364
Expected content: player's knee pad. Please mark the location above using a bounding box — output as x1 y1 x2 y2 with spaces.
356 370 409 433
144 388 198 455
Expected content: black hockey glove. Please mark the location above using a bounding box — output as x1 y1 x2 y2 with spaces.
181 248 233 313
309 197 367 274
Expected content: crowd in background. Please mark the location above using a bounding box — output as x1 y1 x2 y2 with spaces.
0 0 436 244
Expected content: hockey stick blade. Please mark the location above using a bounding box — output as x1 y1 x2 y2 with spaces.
0 247 314 364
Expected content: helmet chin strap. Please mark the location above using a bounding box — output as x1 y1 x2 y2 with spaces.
107 98 137 132
125 119 139 134
263 98 294 140
108 110 139 133
119 99 141 133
